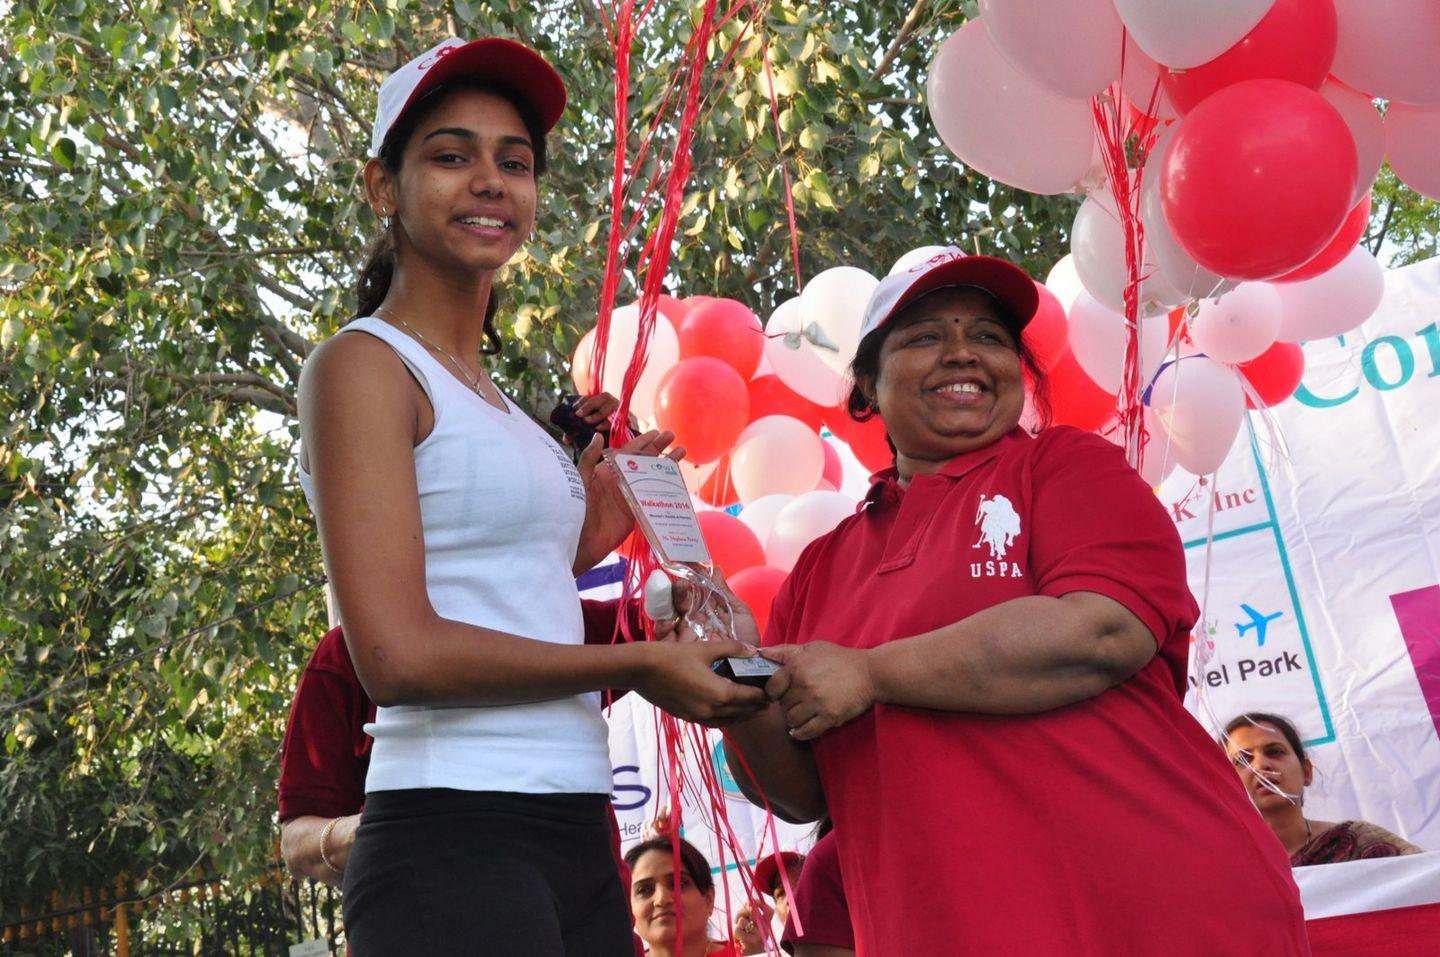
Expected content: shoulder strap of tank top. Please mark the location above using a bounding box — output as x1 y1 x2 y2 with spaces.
340 316 447 413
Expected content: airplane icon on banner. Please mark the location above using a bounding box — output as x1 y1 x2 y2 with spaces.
1236 604 1284 647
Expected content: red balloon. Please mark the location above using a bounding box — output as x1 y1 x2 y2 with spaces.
1238 341 1306 408
1272 191 1372 282
696 511 765 578
1046 349 1116 432
823 408 893 474
655 294 688 327
747 375 825 432
689 455 739 508
820 440 843 490
1161 80 1358 280
1025 282 1068 371
729 566 789 638
654 357 751 465
678 299 764 379
1163 0 1338 115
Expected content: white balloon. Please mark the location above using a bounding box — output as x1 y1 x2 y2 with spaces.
1147 357 1246 475
1045 254 1085 313
1114 0 1277 70
765 491 857 572
1141 133 1235 302
764 296 847 406
1067 292 1171 394
978 0 1124 99
585 304 680 420
1071 191 1185 316
1274 246 1386 342
927 19 1096 195
1190 283 1282 364
799 266 880 376
1320 78 1386 205
889 245 950 276
738 494 795 550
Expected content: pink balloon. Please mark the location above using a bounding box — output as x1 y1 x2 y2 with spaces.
729 415 825 505
1331 0 1440 105
1121 34 1178 121
1138 408 1180 486
977 0 1124 99
1147 357 1246 475
927 19 1096 195
1384 103 1440 202
1190 283 1282 364
764 297 846 407
1067 292 1172 394
1320 77 1385 204
765 491 857 572
1273 246 1385 342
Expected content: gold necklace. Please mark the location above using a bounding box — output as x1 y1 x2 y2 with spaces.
375 305 486 398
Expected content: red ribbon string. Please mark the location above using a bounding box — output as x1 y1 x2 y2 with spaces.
590 4 790 953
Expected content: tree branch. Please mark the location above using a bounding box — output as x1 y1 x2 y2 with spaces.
1367 194 1397 257
869 0 930 84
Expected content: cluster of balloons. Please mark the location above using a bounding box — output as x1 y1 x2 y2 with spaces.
931 1 1439 203
572 272 906 631
928 0 1435 478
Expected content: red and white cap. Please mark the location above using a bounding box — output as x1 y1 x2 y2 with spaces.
858 247 1040 343
370 37 567 157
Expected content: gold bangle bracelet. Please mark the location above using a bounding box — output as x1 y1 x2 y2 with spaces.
319 817 344 875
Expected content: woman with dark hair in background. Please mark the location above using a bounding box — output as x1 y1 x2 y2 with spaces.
716 248 1311 955
625 835 744 957
296 38 766 955
1225 712 1423 866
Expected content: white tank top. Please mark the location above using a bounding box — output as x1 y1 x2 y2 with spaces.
298 316 611 795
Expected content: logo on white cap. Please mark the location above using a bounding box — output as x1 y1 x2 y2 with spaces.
370 39 466 158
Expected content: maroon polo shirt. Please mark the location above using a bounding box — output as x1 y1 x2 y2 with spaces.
764 426 1308 956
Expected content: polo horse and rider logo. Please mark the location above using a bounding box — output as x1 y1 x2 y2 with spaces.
975 494 1022 560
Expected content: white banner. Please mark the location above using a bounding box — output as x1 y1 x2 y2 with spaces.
1164 254 1440 850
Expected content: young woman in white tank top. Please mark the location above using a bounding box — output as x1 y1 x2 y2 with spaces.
295 38 768 956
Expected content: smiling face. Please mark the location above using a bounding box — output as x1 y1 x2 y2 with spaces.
1226 722 1312 812
858 286 1025 473
629 848 715 956
367 86 538 278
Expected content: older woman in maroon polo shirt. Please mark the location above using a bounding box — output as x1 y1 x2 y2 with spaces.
720 249 1310 956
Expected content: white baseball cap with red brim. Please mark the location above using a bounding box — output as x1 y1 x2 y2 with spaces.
858 247 1040 343
370 37 567 157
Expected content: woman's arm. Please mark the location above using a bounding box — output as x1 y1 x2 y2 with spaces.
767 591 1157 740
298 335 766 721
280 813 360 887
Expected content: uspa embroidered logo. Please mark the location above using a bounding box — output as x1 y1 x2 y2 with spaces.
972 493 1023 578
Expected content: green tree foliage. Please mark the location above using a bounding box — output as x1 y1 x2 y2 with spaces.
2 0 1435 921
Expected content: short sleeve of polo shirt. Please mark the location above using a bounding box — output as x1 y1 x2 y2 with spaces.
277 632 370 822
1026 428 1197 649
780 831 854 954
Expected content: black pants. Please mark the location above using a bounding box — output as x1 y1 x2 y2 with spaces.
342 789 634 957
